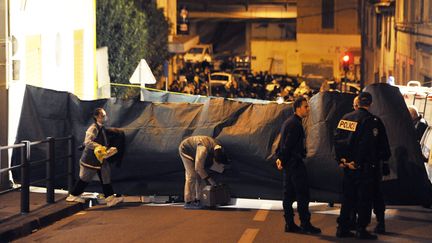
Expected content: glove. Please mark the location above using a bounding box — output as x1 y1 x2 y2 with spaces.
105 147 118 159
204 176 217 186
382 162 390 176
94 145 108 164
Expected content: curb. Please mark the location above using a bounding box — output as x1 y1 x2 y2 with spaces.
0 201 88 243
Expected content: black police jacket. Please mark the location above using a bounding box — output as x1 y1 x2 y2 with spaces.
276 114 306 167
334 108 391 169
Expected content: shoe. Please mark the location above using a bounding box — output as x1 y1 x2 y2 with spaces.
336 228 355 238
301 223 321 234
106 195 123 207
96 194 106 205
66 194 85 203
374 223 386 234
184 201 203 210
356 230 378 240
285 223 302 233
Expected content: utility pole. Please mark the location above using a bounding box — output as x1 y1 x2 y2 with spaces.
0 0 9 190
360 0 366 90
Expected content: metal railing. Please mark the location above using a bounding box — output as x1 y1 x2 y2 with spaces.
0 136 76 214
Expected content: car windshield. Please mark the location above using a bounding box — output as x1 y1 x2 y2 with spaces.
211 75 229 81
188 48 203 54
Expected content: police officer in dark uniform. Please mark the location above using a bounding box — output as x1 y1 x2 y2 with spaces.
276 96 321 234
351 96 391 234
334 92 391 240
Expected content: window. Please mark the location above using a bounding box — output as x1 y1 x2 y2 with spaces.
376 15 382 48
367 8 374 48
385 17 392 50
410 63 415 80
425 76 432 85
429 0 432 22
403 0 409 22
410 0 416 22
322 0 334 29
420 0 425 22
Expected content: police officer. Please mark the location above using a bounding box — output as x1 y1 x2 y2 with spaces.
276 96 321 234
334 92 390 239
351 96 391 234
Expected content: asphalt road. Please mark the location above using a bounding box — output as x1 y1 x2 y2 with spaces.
12 199 432 243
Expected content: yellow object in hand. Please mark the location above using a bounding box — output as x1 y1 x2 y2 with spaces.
94 146 108 164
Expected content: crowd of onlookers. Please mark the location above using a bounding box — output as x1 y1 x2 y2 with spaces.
164 62 318 102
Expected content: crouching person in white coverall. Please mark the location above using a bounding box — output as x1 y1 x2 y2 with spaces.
179 136 228 209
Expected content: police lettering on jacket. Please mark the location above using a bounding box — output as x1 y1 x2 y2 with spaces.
334 108 391 169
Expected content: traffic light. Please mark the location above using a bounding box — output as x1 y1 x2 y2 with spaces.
342 54 350 72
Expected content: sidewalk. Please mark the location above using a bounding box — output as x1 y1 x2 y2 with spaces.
0 190 87 242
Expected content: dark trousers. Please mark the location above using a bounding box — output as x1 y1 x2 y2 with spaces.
283 162 311 225
338 171 374 231
346 170 385 228
71 169 114 197
373 173 385 224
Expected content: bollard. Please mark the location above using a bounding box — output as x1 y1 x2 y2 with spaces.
46 137 55 203
20 141 30 214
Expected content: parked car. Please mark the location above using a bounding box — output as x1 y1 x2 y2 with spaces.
209 72 235 86
396 80 432 123
420 126 432 183
327 80 361 94
184 44 213 63
397 80 432 99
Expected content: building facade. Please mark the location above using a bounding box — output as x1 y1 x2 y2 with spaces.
364 0 396 85
395 0 432 85
251 0 361 81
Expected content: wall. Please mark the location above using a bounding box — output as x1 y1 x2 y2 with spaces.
251 33 360 79
0 0 9 189
250 0 361 80
251 40 299 75
297 0 359 34
6 0 97 175
8 0 96 99
395 0 432 85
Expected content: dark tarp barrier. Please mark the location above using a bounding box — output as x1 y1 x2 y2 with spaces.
365 83 432 204
12 84 432 205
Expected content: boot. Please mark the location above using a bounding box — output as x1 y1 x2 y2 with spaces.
285 223 302 233
356 229 378 240
374 222 386 234
301 223 321 234
336 227 355 238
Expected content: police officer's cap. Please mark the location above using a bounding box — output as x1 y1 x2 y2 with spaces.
358 92 372 106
